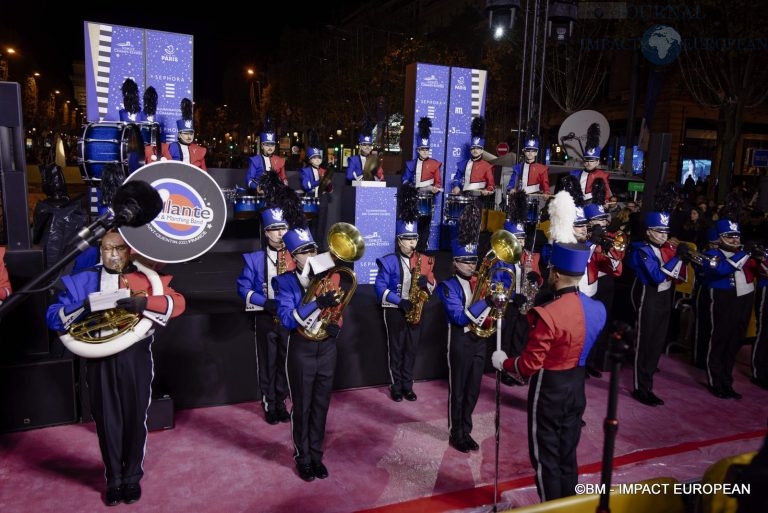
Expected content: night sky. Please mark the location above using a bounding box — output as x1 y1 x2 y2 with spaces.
2 2 360 104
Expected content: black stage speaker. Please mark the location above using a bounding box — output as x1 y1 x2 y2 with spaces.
147 395 174 431
0 249 52 358
0 357 77 432
641 132 672 214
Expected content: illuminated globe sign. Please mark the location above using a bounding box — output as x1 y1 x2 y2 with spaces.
641 25 682 65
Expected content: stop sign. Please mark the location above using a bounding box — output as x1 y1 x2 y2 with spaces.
497 142 509 156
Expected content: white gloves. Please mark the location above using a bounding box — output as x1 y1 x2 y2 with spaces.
492 350 508 372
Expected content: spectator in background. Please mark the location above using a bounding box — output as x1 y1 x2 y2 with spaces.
0 247 12 306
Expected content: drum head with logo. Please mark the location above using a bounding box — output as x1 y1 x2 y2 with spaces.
119 161 227 263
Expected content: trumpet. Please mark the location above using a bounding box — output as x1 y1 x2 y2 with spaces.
669 239 719 268
298 222 365 341
590 227 627 252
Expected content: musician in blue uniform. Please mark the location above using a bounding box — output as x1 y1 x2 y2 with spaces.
374 190 436 402
505 135 550 195
697 219 761 399
436 204 495 453
45 230 186 506
346 120 384 183
492 242 605 502
245 120 288 191
237 207 295 425
627 211 687 406
162 98 207 171
300 143 332 249
568 123 611 202
272 227 343 482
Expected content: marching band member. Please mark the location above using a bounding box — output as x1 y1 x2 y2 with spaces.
272 225 344 482
402 117 443 251
300 134 333 249
162 98 207 170
505 134 550 195
627 209 687 406
568 123 611 201
45 230 186 506
346 118 384 183
492 241 605 502
246 116 288 191
751 246 768 390
237 192 298 425
450 116 495 197
697 217 760 399
692 226 720 369
436 203 495 453
374 184 436 402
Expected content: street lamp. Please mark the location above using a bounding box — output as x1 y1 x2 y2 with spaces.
486 0 577 156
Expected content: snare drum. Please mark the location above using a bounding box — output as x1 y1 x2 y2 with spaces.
233 194 266 220
77 122 144 183
300 194 320 219
417 191 434 217
139 121 162 160
444 194 473 224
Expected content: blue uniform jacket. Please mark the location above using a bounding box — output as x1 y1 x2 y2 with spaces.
699 247 751 289
299 165 328 195
436 275 492 330
246 155 267 189
627 242 683 286
375 254 406 307
271 272 325 332
346 155 364 182
237 251 272 312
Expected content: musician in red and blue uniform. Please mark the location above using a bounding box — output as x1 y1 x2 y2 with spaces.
246 128 288 191
237 207 295 425
272 227 342 482
45 230 185 506
300 145 333 248
697 219 761 399
450 118 495 197
375 218 436 402
568 125 611 202
505 136 551 195
402 117 443 250
161 98 207 171
436 237 495 453
492 242 605 502
627 212 687 406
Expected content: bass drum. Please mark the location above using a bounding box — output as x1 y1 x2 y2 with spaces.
77 122 144 183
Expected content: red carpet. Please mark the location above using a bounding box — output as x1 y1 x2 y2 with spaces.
0 349 766 513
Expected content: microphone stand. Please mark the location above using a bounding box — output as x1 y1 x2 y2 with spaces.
596 325 632 513
0 212 115 320
492 314 503 512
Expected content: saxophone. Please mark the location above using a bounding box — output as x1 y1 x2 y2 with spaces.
404 253 431 325
273 248 287 325
518 250 539 314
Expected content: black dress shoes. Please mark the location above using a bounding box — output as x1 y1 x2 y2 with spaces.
449 435 471 453
311 461 329 479
104 486 122 507
464 434 479 451
709 386 730 399
586 366 603 379
724 387 742 400
500 373 518 387
390 388 403 402
265 409 280 425
276 407 291 423
403 390 417 402
123 483 141 504
297 463 315 482
631 389 663 406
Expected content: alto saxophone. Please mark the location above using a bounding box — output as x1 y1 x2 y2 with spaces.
518 250 539 314
405 253 431 325
273 249 287 325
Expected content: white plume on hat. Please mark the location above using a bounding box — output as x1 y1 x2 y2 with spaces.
547 191 578 244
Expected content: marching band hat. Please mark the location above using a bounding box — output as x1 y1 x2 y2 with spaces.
523 136 540 151
645 212 671 233
583 146 601 160
573 206 588 226
551 242 590 276
715 219 740 236
452 240 478 262
260 131 277 144
584 203 609 221
177 98 194 133
359 133 374 145
503 220 526 236
470 116 486 149
307 146 323 159
417 117 432 149
283 227 318 254
261 207 288 231
395 219 419 239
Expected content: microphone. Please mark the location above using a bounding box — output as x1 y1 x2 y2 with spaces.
112 181 163 227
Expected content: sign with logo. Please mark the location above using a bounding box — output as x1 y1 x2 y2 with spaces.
751 149 768 167
497 142 509 156
627 181 645 192
120 161 227 263
349 187 396 284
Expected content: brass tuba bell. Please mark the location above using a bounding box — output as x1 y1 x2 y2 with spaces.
468 229 523 338
298 223 366 341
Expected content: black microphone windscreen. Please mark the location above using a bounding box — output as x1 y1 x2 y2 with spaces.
112 181 163 227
